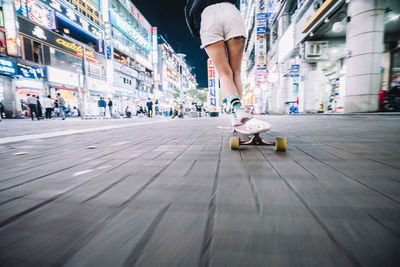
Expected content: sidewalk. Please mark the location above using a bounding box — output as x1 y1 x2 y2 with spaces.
0 115 399 266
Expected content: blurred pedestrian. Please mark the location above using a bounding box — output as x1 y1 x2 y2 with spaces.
146 98 153 117
57 93 66 120
125 106 132 118
66 105 72 117
98 97 106 118
44 95 54 119
73 106 78 117
54 98 59 117
108 98 113 118
36 96 43 120
0 100 4 121
155 99 159 115
27 94 38 121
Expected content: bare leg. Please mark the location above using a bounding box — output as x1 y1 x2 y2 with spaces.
226 37 246 100
204 41 238 98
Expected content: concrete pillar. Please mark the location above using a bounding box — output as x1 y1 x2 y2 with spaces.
299 62 314 113
274 75 290 114
1 76 17 118
344 0 384 113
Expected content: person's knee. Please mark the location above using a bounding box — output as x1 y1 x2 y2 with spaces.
232 70 241 80
218 67 233 80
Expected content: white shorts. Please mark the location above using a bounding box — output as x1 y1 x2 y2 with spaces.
200 2 247 49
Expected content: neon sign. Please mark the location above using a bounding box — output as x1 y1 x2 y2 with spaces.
16 63 46 80
109 10 151 52
56 38 95 58
0 58 16 75
207 59 219 112
3 0 19 56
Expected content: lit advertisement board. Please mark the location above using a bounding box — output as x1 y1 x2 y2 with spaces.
14 0 28 17
16 0 57 30
0 7 4 27
207 58 219 112
38 0 102 38
109 9 151 52
3 0 20 56
0 58 16 75
152 27 158 82
256 0 267 85
18 17 102 64
16 62 46 80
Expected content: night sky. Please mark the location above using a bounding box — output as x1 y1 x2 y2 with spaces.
130 0 209 88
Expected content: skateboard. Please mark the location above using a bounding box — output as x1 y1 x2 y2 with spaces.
230 119 287 151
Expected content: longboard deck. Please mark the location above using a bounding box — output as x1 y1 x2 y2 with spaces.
230 119 286 151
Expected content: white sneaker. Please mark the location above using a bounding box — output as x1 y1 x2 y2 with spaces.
232 109 253 126
235 118 271 134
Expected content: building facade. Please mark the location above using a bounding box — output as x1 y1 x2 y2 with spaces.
242 0 400 114
158 35 197 109
0 0 197 118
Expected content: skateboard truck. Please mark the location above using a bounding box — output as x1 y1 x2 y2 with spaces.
230 134 287 151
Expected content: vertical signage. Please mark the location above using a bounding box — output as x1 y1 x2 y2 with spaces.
256 0 267 84
207 58 219 112
152 27 158 82
3 0 20 56
0 7 4 27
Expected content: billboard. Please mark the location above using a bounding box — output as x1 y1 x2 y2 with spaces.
256 0 267 84
207 58 219 113
16 0 57 30
3 0 20 56
109 9 151 52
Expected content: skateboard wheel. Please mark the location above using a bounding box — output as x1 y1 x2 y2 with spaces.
230 137 240 150
232 126 236 133
275 137 287 152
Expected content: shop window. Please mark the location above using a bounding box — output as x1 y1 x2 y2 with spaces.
43 45 51 65
23 37 33 62
50 48 82 73
33 41 43 64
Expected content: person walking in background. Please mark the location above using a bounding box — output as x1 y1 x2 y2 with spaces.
98 97 106 118
57 93 66 120
146 98 153 117
125 106 132 118
27 94 38 121
36 96 43 120
44 95 54 119
155 99 159 116
108 98 113 118
0 100 4 121
54 98 59 117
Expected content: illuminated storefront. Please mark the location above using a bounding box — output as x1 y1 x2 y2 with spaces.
13 62 46 116
108 0 155 106
0 58 16 117
16 15 106 115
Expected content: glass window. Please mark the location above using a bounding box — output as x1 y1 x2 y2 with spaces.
50 48 82 73
23 37 33 62
43 45 51 65
33 41 43 64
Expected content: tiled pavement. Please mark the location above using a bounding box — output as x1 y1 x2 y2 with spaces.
0 115 399 266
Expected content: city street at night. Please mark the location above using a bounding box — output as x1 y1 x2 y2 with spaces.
0 115 399 266
1 0 400 265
